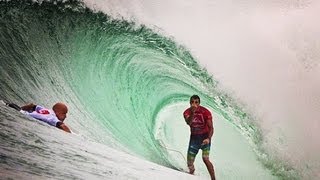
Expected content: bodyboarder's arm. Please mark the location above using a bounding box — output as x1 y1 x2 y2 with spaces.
56 122 71 133
21 103 36 112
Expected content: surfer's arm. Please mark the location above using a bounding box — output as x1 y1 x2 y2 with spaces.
201 119 213 145
207 117 213 139
56 122 71 133
184 107 196 125
21 103 36 112
184 111 193 125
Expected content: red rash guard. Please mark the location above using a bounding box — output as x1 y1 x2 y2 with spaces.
183 106 212 135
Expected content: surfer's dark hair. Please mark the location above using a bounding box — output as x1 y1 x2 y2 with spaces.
190 95 200 103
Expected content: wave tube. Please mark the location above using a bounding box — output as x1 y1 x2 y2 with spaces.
0 1 297 179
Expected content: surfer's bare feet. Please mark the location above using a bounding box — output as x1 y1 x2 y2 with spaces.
189 165 195 175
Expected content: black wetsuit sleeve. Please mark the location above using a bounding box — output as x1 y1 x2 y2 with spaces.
32 105 36 111
8 103 21 111
56 121 63 127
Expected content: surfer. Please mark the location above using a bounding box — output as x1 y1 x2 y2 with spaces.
183 95 216 180
3 101 71 133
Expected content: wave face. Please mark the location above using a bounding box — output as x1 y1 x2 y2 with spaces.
0 1 298 179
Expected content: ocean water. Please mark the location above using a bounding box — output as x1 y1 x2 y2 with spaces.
1 0 319 179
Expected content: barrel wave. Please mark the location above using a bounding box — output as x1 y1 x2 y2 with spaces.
0 1 297 179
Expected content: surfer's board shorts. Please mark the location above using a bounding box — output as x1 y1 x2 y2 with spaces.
187 133 211 159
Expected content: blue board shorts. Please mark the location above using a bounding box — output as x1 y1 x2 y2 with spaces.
187 133 211 158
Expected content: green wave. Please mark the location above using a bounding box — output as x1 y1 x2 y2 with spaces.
0 0 298 179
